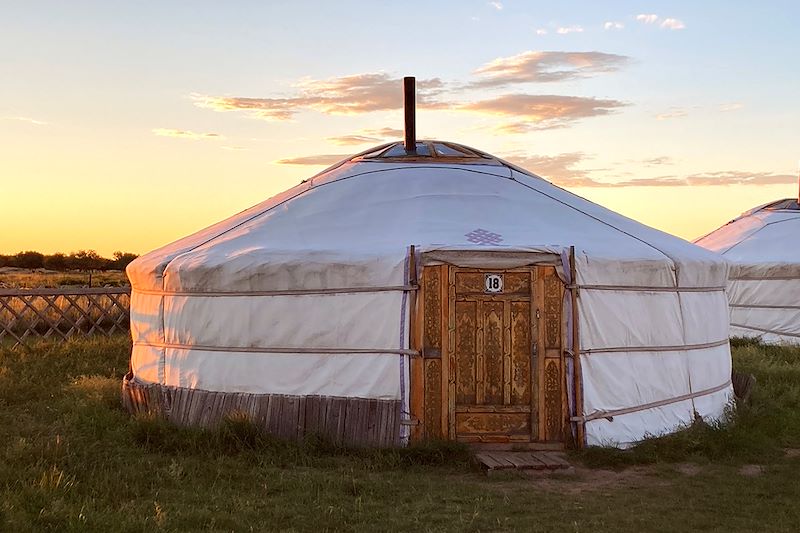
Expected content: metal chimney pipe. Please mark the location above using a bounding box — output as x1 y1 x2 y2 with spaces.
403 76 416 154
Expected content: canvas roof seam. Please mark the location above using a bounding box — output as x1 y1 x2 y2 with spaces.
158 163 515 284
504 169 678 268
715 214 800 256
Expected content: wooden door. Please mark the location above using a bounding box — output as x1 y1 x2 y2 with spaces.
412 264 565 446
449 268 535 443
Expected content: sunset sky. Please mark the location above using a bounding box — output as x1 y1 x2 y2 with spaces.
1 1 798 257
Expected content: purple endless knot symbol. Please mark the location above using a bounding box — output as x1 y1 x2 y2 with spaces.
465 228 504 245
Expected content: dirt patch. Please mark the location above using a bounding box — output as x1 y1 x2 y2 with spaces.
675 463 702 476
738 464 764 477
784 448 800 458
516 465 670 494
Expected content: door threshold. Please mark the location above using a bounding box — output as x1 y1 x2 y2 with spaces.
467 442 565 452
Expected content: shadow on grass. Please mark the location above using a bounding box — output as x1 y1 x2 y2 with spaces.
130 412 473 470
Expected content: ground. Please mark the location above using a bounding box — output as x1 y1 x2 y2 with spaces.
0 336 798 532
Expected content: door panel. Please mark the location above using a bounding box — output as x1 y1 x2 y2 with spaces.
451 269 534 442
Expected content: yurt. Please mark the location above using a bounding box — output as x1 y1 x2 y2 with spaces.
695 197 800 345
123 79 733 449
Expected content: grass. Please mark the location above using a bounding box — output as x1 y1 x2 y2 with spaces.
0 269 129 289
0 336 799 531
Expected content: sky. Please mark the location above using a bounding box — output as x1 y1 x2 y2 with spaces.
1 1 798 257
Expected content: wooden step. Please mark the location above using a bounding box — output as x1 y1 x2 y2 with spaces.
475 451 572 473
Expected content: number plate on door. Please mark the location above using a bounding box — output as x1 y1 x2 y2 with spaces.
484 274 504 293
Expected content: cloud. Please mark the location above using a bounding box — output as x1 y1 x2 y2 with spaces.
2 116 48 125
152 128 222 140
327 127 404 146
503 152 792 188
473 50 630 87
535 28 548 35
641 156 674 166
660 18 685 30
604 21 624 30
613 171 796 188
655 109 687 120
488 1 503 10
460 94 627 131
719 102 744 112
556 25 583 34
221 145 247 151
274 154 349 165
193 73 445 121
636 14 685 30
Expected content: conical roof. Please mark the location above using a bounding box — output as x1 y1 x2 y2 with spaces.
128 141 725 293
695 198 800 268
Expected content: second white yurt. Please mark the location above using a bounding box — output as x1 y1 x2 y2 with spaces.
696 197 800 344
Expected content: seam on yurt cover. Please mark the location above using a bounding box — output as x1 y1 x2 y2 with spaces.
135 341 420 356
571 380 732 423
581 339 729 354
158 164 513 281
133 285 417 297
505 170 679 270
398 248 409 444
718 215 800 255
730 323 800 339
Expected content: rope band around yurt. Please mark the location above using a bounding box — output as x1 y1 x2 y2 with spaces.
570 379 732 424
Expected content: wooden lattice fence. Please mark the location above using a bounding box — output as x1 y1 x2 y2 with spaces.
0 287 131 348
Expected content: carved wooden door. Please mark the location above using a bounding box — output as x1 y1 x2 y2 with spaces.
450 268 535 443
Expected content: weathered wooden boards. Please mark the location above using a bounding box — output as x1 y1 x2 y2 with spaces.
121 374 402 448
0 287 130 348
474 451 572 473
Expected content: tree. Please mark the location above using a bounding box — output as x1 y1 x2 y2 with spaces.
13 251 45 269
111 251 138 271
43 253 68 271
68 250 103 271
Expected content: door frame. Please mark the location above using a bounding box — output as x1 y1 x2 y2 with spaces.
410 263 568 448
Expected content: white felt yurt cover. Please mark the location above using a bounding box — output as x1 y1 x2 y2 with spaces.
695 199 800 345
127 142 733 448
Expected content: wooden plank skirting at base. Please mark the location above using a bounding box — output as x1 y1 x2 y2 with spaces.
121 373 403 447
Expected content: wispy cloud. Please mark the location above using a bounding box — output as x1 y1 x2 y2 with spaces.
556 25 583 34
152 128 222 140
327 127 403 146
473 50 630 87
660 18 685 30
535 28 548 35
460 94 627 132
221 145 247 151
2 116 48 126
604 21 624 30
275 154 349 165
192 73 445 121
503 152 791 188
655 109 688 120
488 1 503 10
719 102 744 112
641 156 674 166
636 14 686 30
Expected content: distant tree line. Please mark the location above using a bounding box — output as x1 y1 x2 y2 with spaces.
0 250 139 271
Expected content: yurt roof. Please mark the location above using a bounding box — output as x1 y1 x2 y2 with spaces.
695 197 800 266
128 140 726 294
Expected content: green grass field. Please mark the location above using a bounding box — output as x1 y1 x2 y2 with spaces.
0 336 798 532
